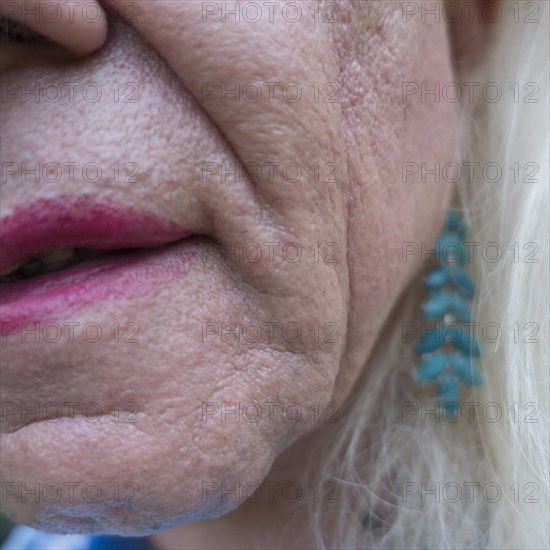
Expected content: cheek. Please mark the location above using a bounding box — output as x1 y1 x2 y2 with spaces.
365 15 458 283
401 21 459 266
332 13 457 398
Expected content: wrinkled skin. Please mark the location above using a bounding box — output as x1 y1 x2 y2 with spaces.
0 0 455 539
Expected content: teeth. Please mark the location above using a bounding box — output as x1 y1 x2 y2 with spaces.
0 261 25 278
38 248 77 272
75 248 104 261
0 248 105 283
38 248 75 265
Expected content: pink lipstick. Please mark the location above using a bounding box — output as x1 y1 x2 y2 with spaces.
0 196 194 332
0 196 189 273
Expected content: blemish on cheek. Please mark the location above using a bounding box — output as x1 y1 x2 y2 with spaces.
341 60 368 110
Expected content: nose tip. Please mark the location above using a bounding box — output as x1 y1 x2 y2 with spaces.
0 0 108 54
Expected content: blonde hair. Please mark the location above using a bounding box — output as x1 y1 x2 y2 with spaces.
308 4 549 548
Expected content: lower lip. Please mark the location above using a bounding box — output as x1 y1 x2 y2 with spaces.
0 241 196 334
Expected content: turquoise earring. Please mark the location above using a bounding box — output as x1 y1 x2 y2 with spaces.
414 211 483 413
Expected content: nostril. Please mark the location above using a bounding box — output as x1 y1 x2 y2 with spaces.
0 0 108 55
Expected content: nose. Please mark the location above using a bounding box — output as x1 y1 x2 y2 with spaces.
0 0 107 54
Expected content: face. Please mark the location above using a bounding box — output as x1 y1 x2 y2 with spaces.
0 0 455 535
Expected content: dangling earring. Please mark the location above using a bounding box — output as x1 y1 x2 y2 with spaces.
414 211 483 413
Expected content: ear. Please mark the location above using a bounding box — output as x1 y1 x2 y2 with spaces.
447 0 501 71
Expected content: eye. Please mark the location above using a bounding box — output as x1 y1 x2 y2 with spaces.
0 17 49 44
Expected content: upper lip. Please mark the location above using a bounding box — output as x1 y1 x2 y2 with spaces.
0 195 191 275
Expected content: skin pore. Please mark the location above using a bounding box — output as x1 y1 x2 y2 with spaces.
0 0 480 547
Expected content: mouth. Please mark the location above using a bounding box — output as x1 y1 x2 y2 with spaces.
0 247 139 284
0 195 190 273
0 195 196 331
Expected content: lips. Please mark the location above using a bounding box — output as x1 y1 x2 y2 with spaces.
0 195 195 331
0 196 190 274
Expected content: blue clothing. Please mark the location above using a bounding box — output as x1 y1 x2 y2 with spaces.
2 526 154 550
